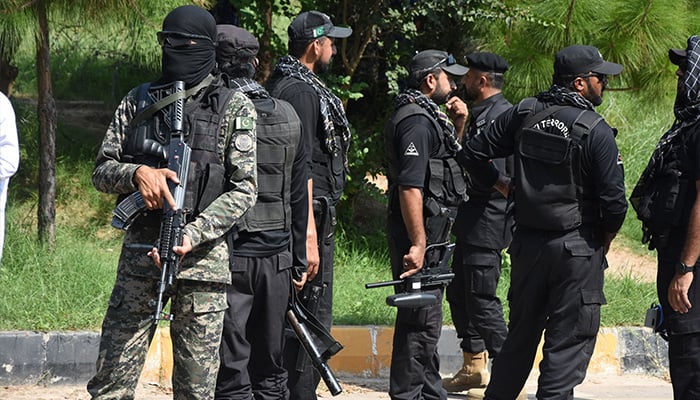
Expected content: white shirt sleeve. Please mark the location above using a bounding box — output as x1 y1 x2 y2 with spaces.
0 92 19 180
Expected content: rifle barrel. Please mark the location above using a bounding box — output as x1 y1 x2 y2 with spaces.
365 279 403 289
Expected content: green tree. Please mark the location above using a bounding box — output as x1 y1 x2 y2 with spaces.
8 0 700 240
0 0 189 245
481 0 698 101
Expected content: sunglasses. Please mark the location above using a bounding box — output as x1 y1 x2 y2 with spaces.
579 73 608 85
157 31 214 47
419 54 457 74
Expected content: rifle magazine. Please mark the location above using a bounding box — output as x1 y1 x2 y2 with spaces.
111 192 147 230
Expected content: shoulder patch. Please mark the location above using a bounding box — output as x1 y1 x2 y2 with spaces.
404 142 419 156
234 133 254 152
234 116 255 131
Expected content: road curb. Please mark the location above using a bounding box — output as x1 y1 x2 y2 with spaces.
0 326 669 387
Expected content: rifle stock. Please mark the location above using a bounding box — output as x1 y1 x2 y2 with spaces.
287 292 343 396
296 196 334 372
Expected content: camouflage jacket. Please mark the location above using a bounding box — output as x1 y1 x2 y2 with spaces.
93 78 257 284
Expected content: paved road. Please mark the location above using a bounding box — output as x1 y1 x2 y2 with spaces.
0 372 672 400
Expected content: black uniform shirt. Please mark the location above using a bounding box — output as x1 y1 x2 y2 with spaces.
387 113 439 215
267 74 316 179
460 102 628 234
267 72 342 201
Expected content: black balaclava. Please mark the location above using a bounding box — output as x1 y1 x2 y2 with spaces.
160 5 217 88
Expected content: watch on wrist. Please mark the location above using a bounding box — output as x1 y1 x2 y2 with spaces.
676 261 695 275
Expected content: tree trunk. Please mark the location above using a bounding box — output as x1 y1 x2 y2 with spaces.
256 0 274 84
0 58 18 96
36 0 56 245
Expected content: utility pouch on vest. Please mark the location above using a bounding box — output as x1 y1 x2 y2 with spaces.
424 203 457 244
122 83 168 166
185 111 225 216
516 127 580 230
427 158 467 207
631 129 693 249
194 163 225 215
634 169 691 249
650 170 690 226
519 128 571 164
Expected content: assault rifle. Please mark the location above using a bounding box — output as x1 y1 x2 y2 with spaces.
365 242 455 308
287 289 343 396
151 80 190 323
110 80 190 323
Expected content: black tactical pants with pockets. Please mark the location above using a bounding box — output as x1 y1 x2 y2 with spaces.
484 227 605 400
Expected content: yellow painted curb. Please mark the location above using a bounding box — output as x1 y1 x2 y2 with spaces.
140 325 623 386
140 326 173 385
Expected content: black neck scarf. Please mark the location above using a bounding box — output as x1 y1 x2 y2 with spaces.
395 88 461 155
273 56 352 170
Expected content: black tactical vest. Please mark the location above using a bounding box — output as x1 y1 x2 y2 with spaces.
237 97 301 233
123 80 235 218
630 123 696 249
386 103 465 243
513 98 601 231
267 74 345 202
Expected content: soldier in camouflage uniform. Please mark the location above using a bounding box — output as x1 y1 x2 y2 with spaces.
87 6 257 400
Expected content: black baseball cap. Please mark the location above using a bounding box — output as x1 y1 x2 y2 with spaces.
410 50 469 81
216 25 260 62
465 52 509 73
669 48 687 66
288 11 352 42
554 45 623 76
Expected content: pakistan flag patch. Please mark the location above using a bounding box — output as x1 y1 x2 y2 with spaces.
234 116 254 131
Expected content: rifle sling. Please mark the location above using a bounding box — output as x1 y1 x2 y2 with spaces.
131 75 214 126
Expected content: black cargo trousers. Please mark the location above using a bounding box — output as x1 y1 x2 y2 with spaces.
484 226 606 400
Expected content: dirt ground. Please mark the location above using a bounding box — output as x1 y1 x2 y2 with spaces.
0 377 389 400
1 372 674 400
605 242 657 282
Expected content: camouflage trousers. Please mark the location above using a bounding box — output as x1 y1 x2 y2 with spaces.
87 272 227 400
